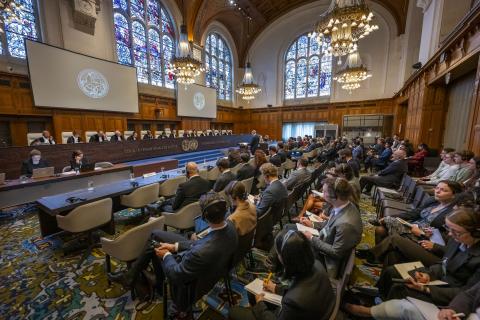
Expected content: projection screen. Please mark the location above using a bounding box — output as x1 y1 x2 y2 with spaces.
177 84 217 118
26 40 139 113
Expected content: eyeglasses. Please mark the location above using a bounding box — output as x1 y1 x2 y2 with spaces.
443 224 469 237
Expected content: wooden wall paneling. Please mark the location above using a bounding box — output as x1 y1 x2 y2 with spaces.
104 116 127 132
9 119 28 146
83 113 105 132
52 112 84 142
467 55 480 154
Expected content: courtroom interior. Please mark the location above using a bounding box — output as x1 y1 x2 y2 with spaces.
1 0 480 319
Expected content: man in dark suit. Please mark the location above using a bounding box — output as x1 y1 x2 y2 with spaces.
277 142 288 162
338 148 360 178
213 158 236 192
89 130 107 143
162 162 211 212
20 149 49 176
249 130 260 153
109 192 238 317
236 153 255 181
299 177 363 278
284 157 311 190
38 130 55 145
256 163 288 217
66 129 83 144
359 149 408 193
110 130 124 142
268 146 282 167
143 130 154 140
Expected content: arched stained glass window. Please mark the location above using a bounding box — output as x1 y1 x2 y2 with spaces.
0 0 41 59
284 34 332 99
113 0 175 88
205 33 233 100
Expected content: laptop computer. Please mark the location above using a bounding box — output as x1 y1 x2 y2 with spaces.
194 215 210 238
32 167 55 179
0 173 5 184
79 163 95 173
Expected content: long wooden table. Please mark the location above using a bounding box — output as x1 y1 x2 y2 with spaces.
0 134 250 179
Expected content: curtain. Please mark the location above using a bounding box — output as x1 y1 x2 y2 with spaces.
282 122 316 140
443 72 476 150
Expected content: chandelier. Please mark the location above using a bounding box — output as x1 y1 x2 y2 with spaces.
311 0 379 60
170 25 204 85
236 62 261 101
0 0 23 34
334 51 371 93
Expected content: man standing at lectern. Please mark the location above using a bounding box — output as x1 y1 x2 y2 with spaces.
250 130 260 154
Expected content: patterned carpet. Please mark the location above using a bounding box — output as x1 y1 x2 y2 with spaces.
0 196 379 320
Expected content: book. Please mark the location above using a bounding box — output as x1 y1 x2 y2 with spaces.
396 218 425 235
306 211 323 223
394 262 448 286
296 223 320 236
244 279 282 306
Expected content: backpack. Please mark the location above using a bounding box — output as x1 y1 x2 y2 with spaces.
133 267 157 311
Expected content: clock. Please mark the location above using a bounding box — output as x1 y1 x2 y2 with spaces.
193 92 206 111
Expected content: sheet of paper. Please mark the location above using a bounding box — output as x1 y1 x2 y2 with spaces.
244 279 282 306
429 228 445 246
311 190 324 198
423 280 448 286
248 194 255 204
406 297 439 320
394 261 425 279
61 171 76 176
296 223 320 236
306 211 322 223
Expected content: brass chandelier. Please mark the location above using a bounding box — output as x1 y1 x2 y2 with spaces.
170 25 204 85
334 51 371 93
311 0 378 60
0 0 23 34
236 62 261 100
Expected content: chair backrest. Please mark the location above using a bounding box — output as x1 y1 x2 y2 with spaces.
240 177 254 194
256 174 266 189
207 166 220 181
233 227 255 265
95 161 114 168
61 131 72 144
412 186 427 207
56 198 112 233
155 131 163 138
158 175 187 197
124 131 134 139
163 202 202 230
105 131 115 141
284 158 296 170
85 131 98 142
329 249 355 320
27 132 42 145
178 130 184 136
62 166 72 173
164 128 171 135
140 130 148 138
253 207 273 250
120 183 160 208
248 157 256 167
100 216 165 262
230 163 243 175
423 157 441 171
199 169 208 180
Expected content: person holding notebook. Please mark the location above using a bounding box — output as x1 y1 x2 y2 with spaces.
229 229 335 320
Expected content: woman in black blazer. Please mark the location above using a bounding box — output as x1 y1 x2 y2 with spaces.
229 230 335 320
69 150 87 172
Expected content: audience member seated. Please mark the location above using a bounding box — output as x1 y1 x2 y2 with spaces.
352 139 364 162
38 130 55 145
374 141 393 171
417 151 458 186
227 149 242 168
297 177 363 278
224 181 257 236
161 162 210 212
253 150 268 193
236 152 255 181
213 158 236 192
284 157 311 191
69 150 89 172
143 130 153 140
256 163 288 217
89 130 107 143
419 147 454 178
230 230 335 320
452 150 476 183
268 146 282 167
357 180 464 267
391 134 401 150
127 132 138 141
277 142 288 162
463 156 480 189
373 208 480 307
359 149 408 194
159 131 167 139
408 143 429 173
338 148 360 178
110 130 124 142
364 138 385 172
109 192 238 319
66 129 83 144
20 149 49 176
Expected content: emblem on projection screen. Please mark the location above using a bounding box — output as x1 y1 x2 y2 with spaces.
193 92 206 111
77 69 109 98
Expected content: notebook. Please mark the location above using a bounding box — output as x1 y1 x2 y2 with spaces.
245 279 282 306
296 223 320 236
394 262 448 286
306 211 323 223
31 167 55 179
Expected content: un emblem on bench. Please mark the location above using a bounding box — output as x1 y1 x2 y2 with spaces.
182 139 199 152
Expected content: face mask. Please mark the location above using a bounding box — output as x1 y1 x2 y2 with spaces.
32 155 41 165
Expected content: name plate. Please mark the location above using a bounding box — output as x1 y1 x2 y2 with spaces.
142 172 157 178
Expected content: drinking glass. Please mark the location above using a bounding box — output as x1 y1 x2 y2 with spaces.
87 180 94 191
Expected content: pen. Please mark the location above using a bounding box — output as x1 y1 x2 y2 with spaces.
452 313 465 318
264 272 273 285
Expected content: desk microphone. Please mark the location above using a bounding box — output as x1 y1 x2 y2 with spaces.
65 196 86 204
130 181 139 187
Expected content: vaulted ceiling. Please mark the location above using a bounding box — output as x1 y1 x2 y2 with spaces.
175 0 409 66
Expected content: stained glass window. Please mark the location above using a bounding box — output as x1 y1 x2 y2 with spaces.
284 33 332 99
0 0 41 59
113 0 175 87
205 33 233 100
